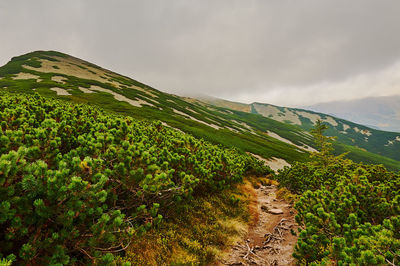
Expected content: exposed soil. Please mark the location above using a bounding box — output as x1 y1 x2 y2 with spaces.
220 184 298 265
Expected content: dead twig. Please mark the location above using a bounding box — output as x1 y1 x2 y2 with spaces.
242 242 264 261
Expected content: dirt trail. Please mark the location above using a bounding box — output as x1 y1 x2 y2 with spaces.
221 184 298 265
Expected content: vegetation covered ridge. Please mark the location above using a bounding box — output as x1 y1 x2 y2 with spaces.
1 50 400 170
0 50 313 164
276 122 400 265
0 92 272 264
203 97 400 163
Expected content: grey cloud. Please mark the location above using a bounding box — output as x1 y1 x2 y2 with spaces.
1 0 400 106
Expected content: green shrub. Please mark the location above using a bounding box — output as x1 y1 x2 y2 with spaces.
276 122 400 265
0 92 271 264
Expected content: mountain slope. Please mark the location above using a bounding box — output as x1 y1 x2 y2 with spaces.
251 102 400 161
0 51 312 163
0 50 399 170
305 95 400 132
202 98 400 164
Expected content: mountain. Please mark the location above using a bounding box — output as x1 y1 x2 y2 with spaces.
0 50 399 170
201 97 400 165
305 96 400 133
250 102 400 161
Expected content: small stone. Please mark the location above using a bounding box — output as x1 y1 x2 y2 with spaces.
268 208 284 215
261 205 269 212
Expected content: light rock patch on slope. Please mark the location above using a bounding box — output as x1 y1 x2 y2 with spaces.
253 104 302 125
50 87 71 96
88 85 155 107
354 127 372 136
248 153 291 172
78 87 94 93
343 123 350 131
385 136 400 146
12 72 41 81
23 56 157 99
23 57 121 86
266 131 317 153
296 111 338 126
172 109 222 130
51 76 67 84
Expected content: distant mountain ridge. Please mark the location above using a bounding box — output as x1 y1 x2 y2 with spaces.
1 50 400 170
305 95 400 133
200 96 400 163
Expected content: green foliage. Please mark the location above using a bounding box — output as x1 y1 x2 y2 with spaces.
278 121 349 194
333 142 400 172
253 103 400 164
0 254 15 266
276 122 400 265
290 161 400 265
0 51 316 164
0 92 271 264
310 120 335 158
1 50 400 170
120 183 251 265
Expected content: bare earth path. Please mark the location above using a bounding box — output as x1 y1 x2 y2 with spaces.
221 184 298 265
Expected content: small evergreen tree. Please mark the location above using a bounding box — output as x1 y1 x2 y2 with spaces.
310 119 340 166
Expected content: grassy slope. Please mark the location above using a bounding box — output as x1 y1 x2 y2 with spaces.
203 98 400 169
333 142 400 171
0 51 310 164
1 91 273 265
286 106 400 160
119 179 258 265
0 50 399 170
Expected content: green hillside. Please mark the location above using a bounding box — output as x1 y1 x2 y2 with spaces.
0 51 311 163
202 98 400 168
0 51 399 170
0 92 273 264
276 145 400 265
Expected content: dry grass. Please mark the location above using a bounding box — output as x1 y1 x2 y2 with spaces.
118 182 254 265
239 180 259 227
259 177 279 186
276 187 299 203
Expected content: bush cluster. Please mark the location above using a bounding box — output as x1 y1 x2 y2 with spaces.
0 92 271 264
277 145 400 265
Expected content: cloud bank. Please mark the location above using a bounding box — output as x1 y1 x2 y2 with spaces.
1 0 400 106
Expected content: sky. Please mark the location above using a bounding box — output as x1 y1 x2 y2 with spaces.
1 0 400 107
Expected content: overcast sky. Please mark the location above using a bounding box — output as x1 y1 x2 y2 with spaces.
1 0 400 107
